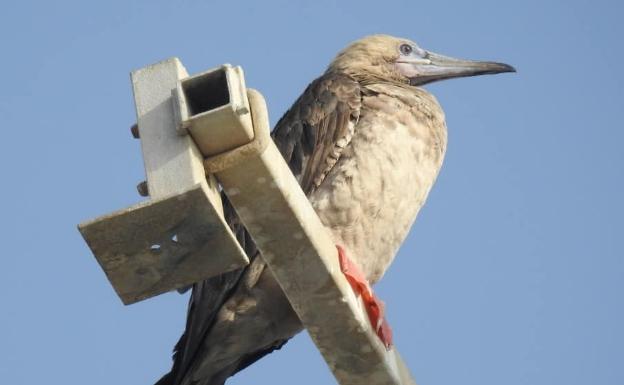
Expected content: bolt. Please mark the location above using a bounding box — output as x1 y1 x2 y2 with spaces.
137 181 149 197
130 123 139 139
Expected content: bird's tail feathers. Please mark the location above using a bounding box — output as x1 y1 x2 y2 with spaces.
154 371 174 385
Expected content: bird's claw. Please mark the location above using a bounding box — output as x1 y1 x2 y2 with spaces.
336 245 393 349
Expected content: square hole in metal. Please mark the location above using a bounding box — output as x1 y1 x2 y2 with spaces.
182 69 230 116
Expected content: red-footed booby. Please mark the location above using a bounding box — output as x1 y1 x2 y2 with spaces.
156 34 514 385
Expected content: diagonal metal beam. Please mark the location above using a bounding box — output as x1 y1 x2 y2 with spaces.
196 87 417 385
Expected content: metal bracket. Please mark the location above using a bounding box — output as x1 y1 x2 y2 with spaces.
78 58 249 305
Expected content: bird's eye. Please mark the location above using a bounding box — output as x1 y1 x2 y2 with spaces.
399 44 413 55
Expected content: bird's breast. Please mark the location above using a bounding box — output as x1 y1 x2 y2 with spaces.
310 84 447 283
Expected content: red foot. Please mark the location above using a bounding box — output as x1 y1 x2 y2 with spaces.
336 245 393 349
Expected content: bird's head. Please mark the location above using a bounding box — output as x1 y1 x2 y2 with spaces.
327 35 515 86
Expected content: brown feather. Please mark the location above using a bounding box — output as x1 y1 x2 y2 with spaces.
272 72 361 193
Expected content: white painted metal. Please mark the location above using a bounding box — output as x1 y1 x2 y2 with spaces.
172 64 255 157
131 58 215 200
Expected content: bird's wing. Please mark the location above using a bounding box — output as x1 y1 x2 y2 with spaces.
272 72 361 194
164 197 257 385
161 72 362 385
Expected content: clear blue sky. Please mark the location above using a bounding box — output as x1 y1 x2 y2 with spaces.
1 1 622 384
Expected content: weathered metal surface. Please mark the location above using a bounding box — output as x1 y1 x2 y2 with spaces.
131 57 210 200
211 89 417 385
173 64 254 156
78 58 249 304
79 183 248 305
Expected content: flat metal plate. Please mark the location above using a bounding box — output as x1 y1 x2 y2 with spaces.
78 183 248 304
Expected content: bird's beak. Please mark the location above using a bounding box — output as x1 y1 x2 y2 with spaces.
397 51 516 86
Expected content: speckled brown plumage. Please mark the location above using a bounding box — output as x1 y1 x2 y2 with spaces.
155 34 511 385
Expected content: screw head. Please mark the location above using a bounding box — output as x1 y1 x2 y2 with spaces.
136 181 149 197
130 123 140 139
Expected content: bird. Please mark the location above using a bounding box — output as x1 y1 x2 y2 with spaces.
155 34 514 385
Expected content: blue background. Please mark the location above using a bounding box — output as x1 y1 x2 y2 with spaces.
1 1 622 384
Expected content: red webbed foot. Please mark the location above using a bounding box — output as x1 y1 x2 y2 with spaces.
336 245 393 349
